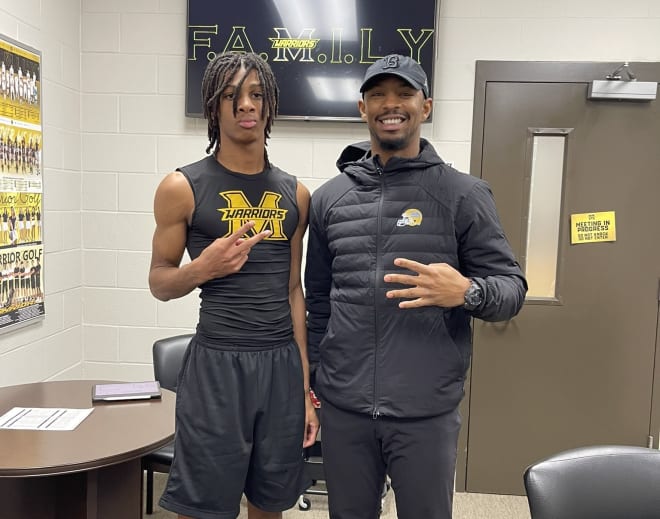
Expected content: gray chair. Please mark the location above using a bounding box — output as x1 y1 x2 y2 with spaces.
524 444 660 519
143 334 193 515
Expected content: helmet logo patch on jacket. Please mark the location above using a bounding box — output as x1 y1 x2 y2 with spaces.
396 208 423 227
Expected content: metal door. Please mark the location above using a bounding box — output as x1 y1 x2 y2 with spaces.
458 62 660 495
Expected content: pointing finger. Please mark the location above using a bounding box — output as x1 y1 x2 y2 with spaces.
384 273 418 286
392 257 428 273
397 298 424 309
242 230 272 248
228 221 256 243
234 229 272 251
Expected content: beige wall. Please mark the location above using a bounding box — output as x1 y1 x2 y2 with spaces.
0 0 659 386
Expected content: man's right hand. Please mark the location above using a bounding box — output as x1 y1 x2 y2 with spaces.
196 221 271 279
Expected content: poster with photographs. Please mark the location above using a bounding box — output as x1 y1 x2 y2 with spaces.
0 34 44 332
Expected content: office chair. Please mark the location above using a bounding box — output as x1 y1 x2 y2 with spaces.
523 444 660 519
143 333 193 515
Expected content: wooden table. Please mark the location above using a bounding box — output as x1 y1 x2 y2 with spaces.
0 380 175 519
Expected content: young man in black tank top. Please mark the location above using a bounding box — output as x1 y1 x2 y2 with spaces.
149 52 319 519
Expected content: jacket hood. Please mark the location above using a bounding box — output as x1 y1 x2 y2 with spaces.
336 138 445 182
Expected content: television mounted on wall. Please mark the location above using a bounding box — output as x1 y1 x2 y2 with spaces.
186 0 438 121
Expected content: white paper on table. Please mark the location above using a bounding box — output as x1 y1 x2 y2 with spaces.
0 407 94 430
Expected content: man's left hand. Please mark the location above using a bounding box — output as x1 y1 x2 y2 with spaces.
384 258 470 309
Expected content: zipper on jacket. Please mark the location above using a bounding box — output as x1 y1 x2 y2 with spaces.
372 163 385 418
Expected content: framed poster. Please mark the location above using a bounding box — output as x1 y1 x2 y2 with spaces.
0 34 44 333
186 0 438 121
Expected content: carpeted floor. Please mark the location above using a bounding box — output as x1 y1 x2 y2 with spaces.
145 472 531 519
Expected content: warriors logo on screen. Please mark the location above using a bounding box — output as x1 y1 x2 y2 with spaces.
218 190 288 240
188 26 432 66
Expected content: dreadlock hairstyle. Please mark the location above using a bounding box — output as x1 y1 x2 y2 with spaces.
201 52 279 158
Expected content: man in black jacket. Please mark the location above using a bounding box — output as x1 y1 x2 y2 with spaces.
304 54 527 519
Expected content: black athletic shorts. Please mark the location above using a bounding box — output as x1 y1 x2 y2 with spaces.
159 335 309 519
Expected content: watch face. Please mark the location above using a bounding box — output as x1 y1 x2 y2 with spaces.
464 282 483 309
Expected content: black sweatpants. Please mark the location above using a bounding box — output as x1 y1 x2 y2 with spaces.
320 399 461 519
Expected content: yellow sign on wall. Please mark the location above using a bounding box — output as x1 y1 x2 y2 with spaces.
570 211 616 244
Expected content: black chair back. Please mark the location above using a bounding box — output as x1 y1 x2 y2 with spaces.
524 444 660 519
152 334 193 392
143 333 193 515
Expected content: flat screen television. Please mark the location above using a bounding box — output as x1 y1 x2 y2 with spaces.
186 0 438 121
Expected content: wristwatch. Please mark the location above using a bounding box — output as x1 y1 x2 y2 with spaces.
463 279 484 311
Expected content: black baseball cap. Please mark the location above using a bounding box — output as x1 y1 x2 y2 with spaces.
360 54 430 98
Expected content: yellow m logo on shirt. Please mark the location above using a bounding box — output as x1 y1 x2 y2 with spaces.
218 190 288 240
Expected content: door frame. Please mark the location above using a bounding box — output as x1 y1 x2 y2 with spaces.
456 60 660 492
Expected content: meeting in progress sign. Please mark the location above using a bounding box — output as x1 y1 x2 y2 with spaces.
570 211 616 244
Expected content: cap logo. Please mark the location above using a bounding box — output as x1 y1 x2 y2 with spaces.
382 55 400 69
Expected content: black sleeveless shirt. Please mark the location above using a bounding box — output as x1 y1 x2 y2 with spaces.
179 156 299 347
